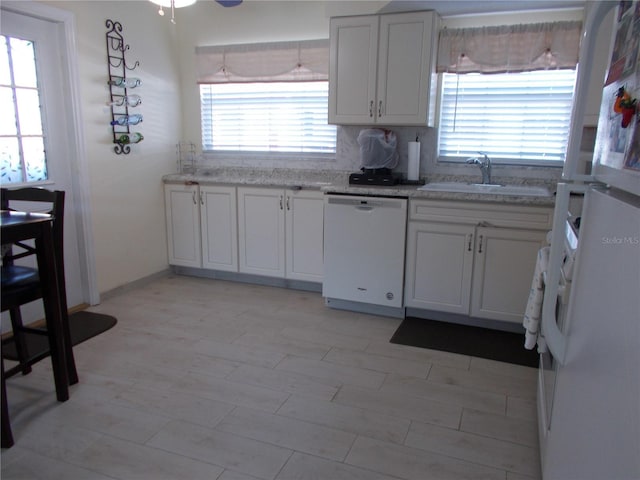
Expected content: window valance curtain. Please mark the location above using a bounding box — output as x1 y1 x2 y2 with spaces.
195 39 329 83
437 21 582 74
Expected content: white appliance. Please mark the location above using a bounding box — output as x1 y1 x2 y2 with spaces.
322 194 407 311
538 218 577 448
536 2 640 479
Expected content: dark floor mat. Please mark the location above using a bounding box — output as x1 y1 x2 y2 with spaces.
390 317 538 368
2 311 117 361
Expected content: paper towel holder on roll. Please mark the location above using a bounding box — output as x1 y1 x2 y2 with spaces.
406 134 423 185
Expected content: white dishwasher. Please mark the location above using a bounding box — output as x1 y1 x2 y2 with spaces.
322 194 407 308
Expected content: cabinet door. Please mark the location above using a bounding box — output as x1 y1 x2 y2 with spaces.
328 15 378 124
164 183 201 268
200 185 238 272
237 187 285 278
285 190 324 282
471 227 547 323
377 11 437 125
404 222 474 314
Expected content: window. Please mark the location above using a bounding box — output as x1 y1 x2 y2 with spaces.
200 81 336 154
196 39 333 156
0 35 48 184
436 18 581 165
438 70 577 164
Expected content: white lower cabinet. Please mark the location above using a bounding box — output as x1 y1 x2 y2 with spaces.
405 200 552 324
285 190 325 282
237 187 324 281
405 221 474 315
166 184 323 282
164 183 201 268
471 226 548 322
166 182 548 313
237 187 286 277
200 185 238 272
164 183 237 271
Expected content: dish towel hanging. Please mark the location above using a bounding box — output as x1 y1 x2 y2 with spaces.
523 246 550 350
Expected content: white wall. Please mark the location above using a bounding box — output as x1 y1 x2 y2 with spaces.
44 0 183 295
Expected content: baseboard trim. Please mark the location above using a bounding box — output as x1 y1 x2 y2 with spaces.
99 269 172 302
171 266 322 293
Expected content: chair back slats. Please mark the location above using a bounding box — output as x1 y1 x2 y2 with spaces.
5 243 37 262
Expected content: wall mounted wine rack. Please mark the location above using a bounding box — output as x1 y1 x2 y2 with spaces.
106 19 142 155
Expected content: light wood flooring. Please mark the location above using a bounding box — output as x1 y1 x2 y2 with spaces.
1 274 540 480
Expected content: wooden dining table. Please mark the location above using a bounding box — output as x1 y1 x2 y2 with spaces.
0 210 70 401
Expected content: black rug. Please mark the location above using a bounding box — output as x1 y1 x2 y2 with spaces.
2 311 117 361
390 317 538 368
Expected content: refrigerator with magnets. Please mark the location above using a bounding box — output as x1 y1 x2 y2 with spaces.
536 2 640 479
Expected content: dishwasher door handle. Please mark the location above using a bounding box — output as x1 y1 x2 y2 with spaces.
356 205 374 211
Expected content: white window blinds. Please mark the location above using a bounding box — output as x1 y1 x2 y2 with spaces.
200 81 335 153
439 70 577 163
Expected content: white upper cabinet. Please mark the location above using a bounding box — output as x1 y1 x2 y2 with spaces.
328 11 439 126
329 15 378 125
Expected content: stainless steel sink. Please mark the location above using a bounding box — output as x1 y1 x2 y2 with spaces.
417 182 551 197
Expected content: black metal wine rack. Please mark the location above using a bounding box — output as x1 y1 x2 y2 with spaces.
106 19 141 155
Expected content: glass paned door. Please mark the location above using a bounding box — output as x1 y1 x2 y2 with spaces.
0 34 47 184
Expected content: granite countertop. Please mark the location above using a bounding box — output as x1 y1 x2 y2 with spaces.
162 168 557 206
163 167 344 189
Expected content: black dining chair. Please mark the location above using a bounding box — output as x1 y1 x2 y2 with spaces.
1 187 78 448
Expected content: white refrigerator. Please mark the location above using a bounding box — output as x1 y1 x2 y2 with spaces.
537 1 640 479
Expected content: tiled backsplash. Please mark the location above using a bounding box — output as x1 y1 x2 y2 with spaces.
336 125 435 173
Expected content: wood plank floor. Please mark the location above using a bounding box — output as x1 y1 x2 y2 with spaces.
1 274 540 480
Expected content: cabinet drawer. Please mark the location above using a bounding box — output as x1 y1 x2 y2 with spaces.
409 199 553 230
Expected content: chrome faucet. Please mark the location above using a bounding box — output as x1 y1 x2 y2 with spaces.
466 152 492 184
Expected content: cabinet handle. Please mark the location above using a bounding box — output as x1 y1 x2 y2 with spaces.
279 195 283 210
478 235 484 254
286 196 290 210
369 100 374 118
378 100 383 117
192 191 197 205
467 233 473 252
199 191 204 205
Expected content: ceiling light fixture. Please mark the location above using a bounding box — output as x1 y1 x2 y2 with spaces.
149 0 197 24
